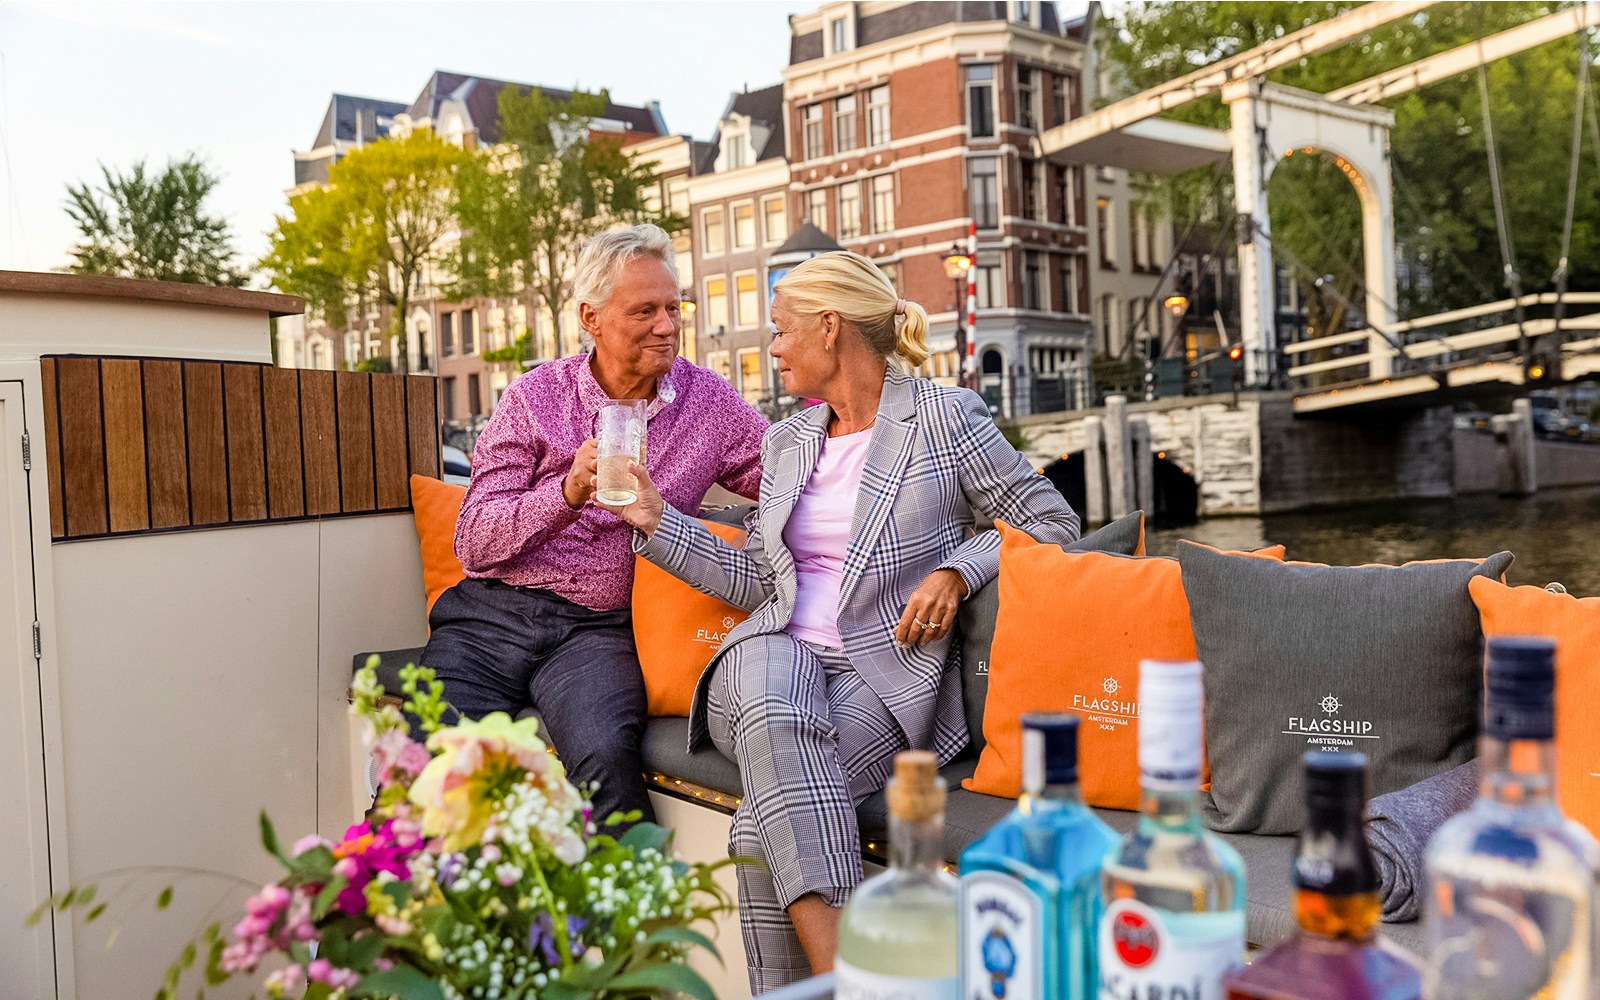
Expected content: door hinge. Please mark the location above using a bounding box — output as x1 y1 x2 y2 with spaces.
32 621 41 660
21 429 31 471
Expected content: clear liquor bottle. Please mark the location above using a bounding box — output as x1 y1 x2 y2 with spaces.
959 713 1118 1000
1424 635 1600 1000
836 750 960 1000
1224 751 1422 1000
1099 660 1246 998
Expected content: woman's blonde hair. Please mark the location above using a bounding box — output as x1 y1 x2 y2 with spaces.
773 251 930 368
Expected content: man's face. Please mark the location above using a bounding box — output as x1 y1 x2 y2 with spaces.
589 257 682 381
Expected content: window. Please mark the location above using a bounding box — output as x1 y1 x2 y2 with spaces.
1013 0 1033 22
725 132 747 170
735 272 760 328
440 312 456 356
1143 205 1160 270
1017 66 1037 130
974 251 1003 309
1060 255 1080 314
702 208 726 255
467 373 482 416
966 65 995 138
1021 159 1043 221
442 376 457 419
732 202 756 249
1127 299 1144 346
738 348 764 402
877 261 900 293
866 85 890 146
461 309 476 354
1096 197 1115 268
706 351 731 383
1055 165 1078 225
869 174 894 234
705 277 729 330
833 94 857 153
1100 293 1118 354
1051 74 1067 127
969 158 999 229
806 188 828 229
763 195 787 244
838 181 861 240
802 104 824 160
1024 251 1043 310
829 16 849 54
1132 206 1148 271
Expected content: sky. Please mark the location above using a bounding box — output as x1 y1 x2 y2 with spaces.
0 0 828 277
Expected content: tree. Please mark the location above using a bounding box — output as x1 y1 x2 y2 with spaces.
450 86 684 358
262 129 469 373
64 154 244 286
1101 2 1600 323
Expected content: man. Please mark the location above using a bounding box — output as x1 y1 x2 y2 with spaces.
421 224 767 828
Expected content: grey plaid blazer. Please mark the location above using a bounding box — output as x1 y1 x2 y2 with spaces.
636 367 1081 756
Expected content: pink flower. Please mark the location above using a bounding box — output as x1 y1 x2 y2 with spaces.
330 819 421 916
291 834 330 856
371 727 432 786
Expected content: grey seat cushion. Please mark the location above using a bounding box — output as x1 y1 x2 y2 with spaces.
1178 543 1514 835
956 511 1146 758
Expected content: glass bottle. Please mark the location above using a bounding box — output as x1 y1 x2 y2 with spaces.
836 750 960 999
960 713 1118 1000
1099 659 1246 998
1424 635 1600 999
1224 751 1422 999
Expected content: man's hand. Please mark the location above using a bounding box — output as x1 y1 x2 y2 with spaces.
600 461 665 537
563 439 599 509
894 568 968 646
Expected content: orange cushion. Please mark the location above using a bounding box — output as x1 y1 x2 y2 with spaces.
633 520 752 717
965 525 1283 809
410 474 467 614
1469 577 1600 838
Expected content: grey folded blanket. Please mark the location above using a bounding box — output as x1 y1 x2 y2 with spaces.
1364 758 1481 923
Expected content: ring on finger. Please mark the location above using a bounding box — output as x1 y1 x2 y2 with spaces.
913 618 928 628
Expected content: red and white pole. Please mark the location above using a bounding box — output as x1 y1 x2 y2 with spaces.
964 221 977 390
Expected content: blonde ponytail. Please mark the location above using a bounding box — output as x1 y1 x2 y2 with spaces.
774 251 928 367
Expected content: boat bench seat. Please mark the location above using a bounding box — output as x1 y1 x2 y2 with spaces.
351 647 1426 954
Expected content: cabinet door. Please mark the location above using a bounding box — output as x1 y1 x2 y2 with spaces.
0 380 56 997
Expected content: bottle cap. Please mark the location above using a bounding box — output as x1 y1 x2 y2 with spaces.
1138 660 1204 791
1296 751 1378 895
1484 636 1556 741
1021 713 1080 792
887 750 945 822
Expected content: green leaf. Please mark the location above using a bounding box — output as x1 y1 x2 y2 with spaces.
156 886 174 910
205 935 227 986
180 941 197 968
311 876 348 920
617 821 670 854
642 925 721 962
260 812 288 865
291 845 336 879
352 967 448 1000
605 961 718 1000
344 931 386 970
76 885 97 907
85 903 107 923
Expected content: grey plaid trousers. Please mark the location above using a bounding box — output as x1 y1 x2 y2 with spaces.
706 632 908 994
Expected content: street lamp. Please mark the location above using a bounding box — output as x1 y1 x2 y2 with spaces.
943 245 974 387
1163 293 1190 317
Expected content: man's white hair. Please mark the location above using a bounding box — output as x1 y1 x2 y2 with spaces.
573 224 680 348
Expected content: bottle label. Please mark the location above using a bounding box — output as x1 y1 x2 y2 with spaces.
1097 898 1243 1000
1139 708 1201 791
961 871 1043 1000
836 959 959 1000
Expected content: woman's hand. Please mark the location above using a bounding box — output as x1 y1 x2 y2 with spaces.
894 568 968 646
596 460 664 537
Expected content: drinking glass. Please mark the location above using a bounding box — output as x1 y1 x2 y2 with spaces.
595 400 646 506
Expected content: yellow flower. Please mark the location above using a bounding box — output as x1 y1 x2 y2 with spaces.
407 713 570 851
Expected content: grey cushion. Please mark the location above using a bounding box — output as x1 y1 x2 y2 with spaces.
956 511 1146 758
1178 542 1514 835
354 647 428 697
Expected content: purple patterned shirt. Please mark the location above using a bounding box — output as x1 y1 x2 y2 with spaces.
454 354 767 611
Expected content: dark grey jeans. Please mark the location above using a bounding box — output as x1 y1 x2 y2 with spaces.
418 577 653 830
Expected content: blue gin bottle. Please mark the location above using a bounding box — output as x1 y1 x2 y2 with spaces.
1424 636 1599 999
959 713 1118 1000
1098 660 1246 998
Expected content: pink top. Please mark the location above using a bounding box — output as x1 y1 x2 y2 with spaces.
454 354 767 611
782 428 874 648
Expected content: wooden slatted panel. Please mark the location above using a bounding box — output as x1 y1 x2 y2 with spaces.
39 359 64 538
261 367 305 519
300 369 340 516
100 359 149 533
185 362 228 525
223 364 268 521
336 370 375 513
406 375 440 480
56 358 108 536
371 373 409 509
143 360 190 531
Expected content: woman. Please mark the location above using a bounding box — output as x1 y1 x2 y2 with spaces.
604 251 1079 991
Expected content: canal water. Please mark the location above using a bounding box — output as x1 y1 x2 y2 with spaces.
1147 485 1600 598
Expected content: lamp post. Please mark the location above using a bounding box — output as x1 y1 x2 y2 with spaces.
943 245 974 387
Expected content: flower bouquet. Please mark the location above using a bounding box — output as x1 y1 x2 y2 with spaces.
34 659 732 1000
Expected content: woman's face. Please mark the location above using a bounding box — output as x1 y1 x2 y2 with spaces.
769 294 836 400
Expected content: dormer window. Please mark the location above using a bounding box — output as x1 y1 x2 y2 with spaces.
727 134 747 170
1013 1 1034 23
826 14 853 55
